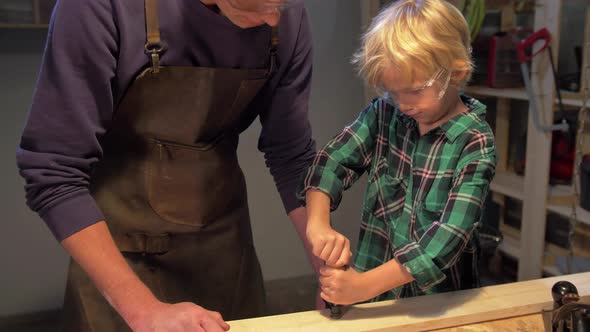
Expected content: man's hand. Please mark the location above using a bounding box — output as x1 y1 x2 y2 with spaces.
306 222 352 268
130 302 230 332
62 222 230 331
319 266 371 305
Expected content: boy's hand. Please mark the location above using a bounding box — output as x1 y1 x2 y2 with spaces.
319 266 371 305
306 222 352 268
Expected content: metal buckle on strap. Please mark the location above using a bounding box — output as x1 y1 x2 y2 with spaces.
267 50 277 76
144 42 164 74
266 26 279 76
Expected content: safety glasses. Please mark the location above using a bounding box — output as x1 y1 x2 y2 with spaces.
383 68 451 108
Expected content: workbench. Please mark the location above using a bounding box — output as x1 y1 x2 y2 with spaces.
228 272 590 331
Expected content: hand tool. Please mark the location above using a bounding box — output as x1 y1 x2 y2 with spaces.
323 264 348 319
516 27 568 132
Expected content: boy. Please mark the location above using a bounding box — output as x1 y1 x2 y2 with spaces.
298 0 496 305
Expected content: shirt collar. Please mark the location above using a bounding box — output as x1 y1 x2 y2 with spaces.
394 94 487 142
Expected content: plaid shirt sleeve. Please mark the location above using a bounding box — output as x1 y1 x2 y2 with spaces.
297 101 379 210
393 132 496 291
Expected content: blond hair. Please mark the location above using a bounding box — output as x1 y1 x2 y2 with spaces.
353 0 473 89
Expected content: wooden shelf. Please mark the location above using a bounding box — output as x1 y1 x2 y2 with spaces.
464 85 588 108
496 231 562 277
465 86 528 101
547 204 590 226
544 184 590 226
542 265 562 277
491 171 590 225
497 232 520 259
490 171 525 201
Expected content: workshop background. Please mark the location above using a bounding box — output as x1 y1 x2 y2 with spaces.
1 0 590 330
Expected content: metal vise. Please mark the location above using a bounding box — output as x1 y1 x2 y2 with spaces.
544 281 590 332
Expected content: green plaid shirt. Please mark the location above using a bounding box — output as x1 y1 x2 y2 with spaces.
298 95 496 301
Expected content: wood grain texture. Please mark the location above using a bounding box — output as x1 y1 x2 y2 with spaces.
227 272 590 332
433 314 545 332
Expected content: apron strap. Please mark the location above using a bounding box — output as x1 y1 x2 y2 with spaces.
143 0 279 75
144 0 164 73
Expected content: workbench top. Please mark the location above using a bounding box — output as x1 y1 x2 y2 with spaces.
227 272 590 331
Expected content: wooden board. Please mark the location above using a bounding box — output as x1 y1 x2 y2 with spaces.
227 272 590 332
433 314 545 332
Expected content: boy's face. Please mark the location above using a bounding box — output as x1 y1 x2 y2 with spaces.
380 67 454 127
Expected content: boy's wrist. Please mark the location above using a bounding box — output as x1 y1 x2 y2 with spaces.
362 260 410 299
359 269 386 300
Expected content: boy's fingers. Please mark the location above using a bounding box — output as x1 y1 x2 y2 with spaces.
319 238 336 261
335 239 351 267
326 237 344 266
319 276 332 289
341 241 352 265
319 265 335 276
336 250 353 267
311 238 327 257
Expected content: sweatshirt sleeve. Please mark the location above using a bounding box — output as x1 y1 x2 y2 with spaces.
16 0 118 241
257 4 316 213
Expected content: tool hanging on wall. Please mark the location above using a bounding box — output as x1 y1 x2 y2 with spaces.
516 28 569 132
513 27 577 181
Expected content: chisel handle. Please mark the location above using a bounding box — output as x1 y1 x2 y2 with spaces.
323 264 348 319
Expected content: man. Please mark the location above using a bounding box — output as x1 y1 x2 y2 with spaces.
16 0 319 330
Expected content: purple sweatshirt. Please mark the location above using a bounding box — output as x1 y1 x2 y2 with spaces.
16 0 316 241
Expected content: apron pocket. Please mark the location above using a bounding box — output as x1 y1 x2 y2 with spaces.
146 137 244 228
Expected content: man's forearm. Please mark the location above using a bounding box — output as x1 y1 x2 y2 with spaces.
61 221 158 327
288 206 323 275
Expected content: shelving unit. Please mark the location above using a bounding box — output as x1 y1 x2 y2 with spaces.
473 0 590 281
0 0 55 28
491 171 590 225
495 231 562 277
464 85 588 108
360 0 590 281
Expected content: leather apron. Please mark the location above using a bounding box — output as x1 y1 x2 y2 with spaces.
61 0 275 330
